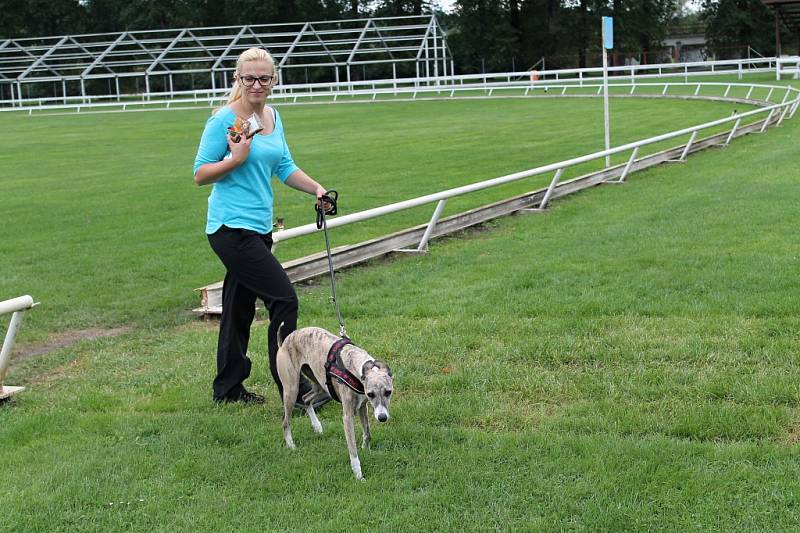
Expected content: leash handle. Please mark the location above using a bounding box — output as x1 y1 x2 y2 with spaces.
315 190 338 230
316 190 347 338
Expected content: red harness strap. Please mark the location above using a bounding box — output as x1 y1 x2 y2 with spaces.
324 337 364 402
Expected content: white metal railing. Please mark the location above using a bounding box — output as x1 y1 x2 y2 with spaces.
0 295 37 399
0 57 783 113
777 56 800 80
269 81 799 244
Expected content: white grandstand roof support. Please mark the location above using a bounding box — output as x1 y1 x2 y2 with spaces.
128 34 160 62
81 32 128 78
17 36 69 80
0 15 451 102
146 28 187 74
346 18 373 65
0 40 11 80
66 36 111 75
278 22 310 70
186 29 217 60
306 24 340 66
212 26 250 71
370 22 398 61
415 17 434 62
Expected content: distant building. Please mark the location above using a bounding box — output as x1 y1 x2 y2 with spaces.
663 23 707 63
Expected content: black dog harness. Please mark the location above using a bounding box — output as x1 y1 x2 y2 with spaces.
324 337 364 402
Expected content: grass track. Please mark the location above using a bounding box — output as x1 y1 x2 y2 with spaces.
0 93 761 338
1 82 799 530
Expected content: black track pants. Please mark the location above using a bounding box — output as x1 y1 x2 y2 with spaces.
207 225 298 401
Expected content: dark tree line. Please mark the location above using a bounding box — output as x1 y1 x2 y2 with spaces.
0 0 792 74
0 1 433 37
446 0 790 73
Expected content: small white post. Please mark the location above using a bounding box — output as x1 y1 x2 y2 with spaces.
777 104 791 126
0 295 36 399
618 146 639 182
759 109 775 133
539 168 565 209
416 199 447 252
724 118 741 145
601 17 613 168
678 130 697 161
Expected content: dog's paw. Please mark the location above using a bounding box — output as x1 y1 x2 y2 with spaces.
350 457 362 480
311 420 323 434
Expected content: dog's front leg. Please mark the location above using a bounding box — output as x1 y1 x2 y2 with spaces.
342 398 363 480
358 399 371 450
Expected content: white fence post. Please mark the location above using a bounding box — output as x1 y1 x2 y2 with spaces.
539 168 565 209
413 199 447 252
618 147 640 182
724 118 741 145
0 295 36 399
777 104 791 126
678 130 698 161
759 109 775 133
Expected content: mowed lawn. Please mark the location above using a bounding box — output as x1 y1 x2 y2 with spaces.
0 93 762 339
1 87 799 530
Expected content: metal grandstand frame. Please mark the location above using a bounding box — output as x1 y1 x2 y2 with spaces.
0 14 451 105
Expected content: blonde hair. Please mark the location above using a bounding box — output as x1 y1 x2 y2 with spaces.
225 47 276 106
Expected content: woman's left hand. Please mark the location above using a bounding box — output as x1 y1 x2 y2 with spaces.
316 187 334 213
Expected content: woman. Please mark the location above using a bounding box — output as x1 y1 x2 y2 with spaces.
193 47 328 404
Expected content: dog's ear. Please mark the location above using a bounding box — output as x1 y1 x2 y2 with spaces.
361 360 376 381
362 360 393 380
377 360 393 378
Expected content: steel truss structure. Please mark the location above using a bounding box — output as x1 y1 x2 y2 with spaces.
0 15 451 103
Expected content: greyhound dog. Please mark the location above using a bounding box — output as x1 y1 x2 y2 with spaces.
276 326 394 480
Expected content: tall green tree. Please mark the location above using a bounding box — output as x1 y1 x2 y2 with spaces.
449 0 517 73
0 0 87 38
374 0 431 16
611 0 677 62
517 0 565 69
700 0 777 57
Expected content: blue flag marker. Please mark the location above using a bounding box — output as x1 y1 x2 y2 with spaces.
602 17 613 50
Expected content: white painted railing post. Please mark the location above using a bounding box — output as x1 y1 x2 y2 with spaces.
724 118 741 145
618 147 640 182
417 199 447 252
777 104 791 126
539 168 565 209
678 131 698 161
759 109 775 133
0 295 36 399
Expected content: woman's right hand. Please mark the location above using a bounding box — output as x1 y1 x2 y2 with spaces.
227 132 252 165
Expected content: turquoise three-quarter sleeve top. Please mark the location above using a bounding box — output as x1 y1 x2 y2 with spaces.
193 106 299 235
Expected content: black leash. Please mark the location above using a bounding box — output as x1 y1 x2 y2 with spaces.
315 190 347 338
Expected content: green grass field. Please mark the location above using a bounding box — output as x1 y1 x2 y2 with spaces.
1 79 799 530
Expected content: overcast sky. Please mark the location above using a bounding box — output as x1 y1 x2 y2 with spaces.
432 0 456 13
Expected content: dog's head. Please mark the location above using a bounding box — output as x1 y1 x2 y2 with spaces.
361 360 393 422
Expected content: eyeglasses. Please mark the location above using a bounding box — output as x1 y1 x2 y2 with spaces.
238 74 276 87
